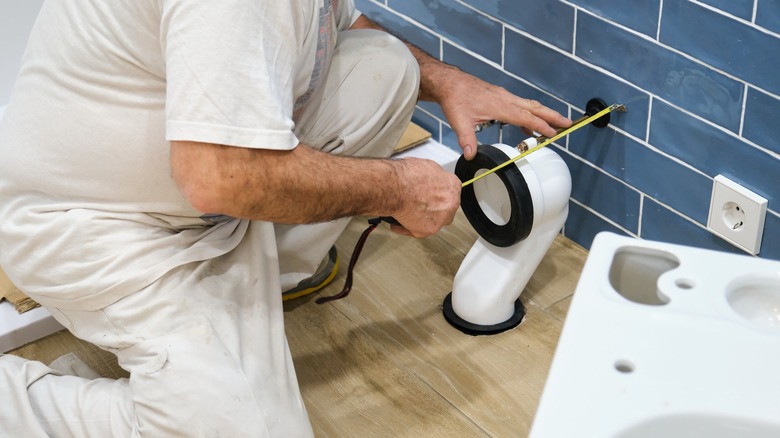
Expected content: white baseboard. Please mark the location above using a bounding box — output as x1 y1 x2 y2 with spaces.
1 302 63 353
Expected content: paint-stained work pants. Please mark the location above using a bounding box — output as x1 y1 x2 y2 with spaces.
0 30 419 437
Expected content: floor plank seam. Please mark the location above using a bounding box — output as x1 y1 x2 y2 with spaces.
412 369 494 438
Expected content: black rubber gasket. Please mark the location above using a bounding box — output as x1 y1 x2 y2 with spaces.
442 292 526 336
455 144 534 248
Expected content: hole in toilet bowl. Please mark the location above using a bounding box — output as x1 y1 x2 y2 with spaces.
614 359 635 373
609 247 680 306
473 169 511 226
726 274 780 330
675 278 695 289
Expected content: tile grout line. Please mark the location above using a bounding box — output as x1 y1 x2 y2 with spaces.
501 25 505 69
638 194 644 237
646 96 654 143
572 8 578 55
739 84 749 137
752 0 759 24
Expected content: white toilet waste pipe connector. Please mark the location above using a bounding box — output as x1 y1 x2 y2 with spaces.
443 144 571 335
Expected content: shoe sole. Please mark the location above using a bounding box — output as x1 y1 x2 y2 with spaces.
281 254 340 302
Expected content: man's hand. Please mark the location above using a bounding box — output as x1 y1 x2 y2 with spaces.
424 65 572 160
350 15 572 161
389 157 461 238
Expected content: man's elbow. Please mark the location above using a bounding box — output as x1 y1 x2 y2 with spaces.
175 174 234 216
170 140 240 216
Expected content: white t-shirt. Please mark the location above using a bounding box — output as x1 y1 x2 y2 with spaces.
0 0 359 310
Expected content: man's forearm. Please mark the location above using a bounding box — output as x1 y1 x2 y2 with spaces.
171 140 404 223
171 140 461 237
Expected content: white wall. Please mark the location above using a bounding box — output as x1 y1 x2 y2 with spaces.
0 0 45 106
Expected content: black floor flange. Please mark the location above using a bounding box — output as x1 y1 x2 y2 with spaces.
442 292 526 336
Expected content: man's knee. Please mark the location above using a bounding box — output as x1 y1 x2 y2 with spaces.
337 29 420 105
295 29 421 158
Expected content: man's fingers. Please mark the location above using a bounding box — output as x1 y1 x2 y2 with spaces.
459 132 477 160
450 117 478 160
495 97 571 138
511 106 569 137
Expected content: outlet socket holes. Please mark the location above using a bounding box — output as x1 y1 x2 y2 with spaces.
722 201 746 231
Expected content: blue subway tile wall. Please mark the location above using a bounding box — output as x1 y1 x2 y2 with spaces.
649 100 780 206
355 0 780 261
577 11 744 132
661 0 780 97
504 28 650 139
569 123 713 224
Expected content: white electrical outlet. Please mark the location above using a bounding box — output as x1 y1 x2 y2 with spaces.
706 175 768 255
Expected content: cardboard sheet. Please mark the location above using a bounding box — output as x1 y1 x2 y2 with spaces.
0 266 38 314
393 122 431 154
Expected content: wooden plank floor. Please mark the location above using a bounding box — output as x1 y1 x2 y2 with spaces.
10 210 588 437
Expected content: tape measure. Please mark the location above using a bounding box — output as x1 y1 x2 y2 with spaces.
461 101 626 188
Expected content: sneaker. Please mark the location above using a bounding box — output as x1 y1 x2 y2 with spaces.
282 246 339 301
